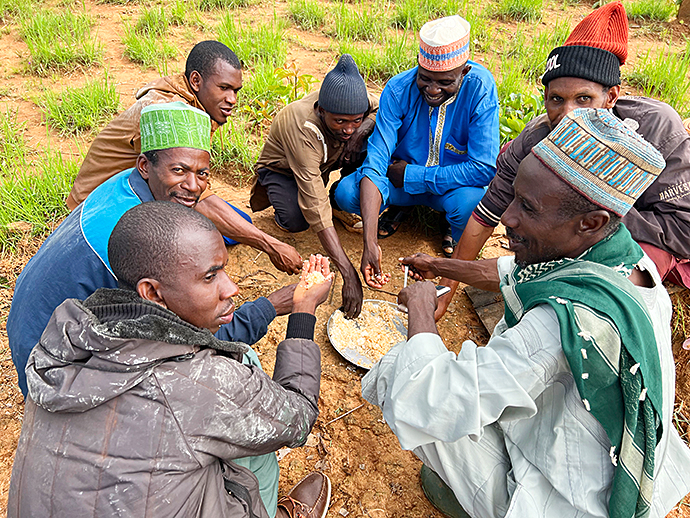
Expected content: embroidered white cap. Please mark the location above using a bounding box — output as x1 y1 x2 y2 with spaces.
418 15 471 72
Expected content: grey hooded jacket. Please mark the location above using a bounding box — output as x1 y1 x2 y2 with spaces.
8 289 320 518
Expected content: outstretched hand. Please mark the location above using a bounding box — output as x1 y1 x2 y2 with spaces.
361 244 391 289
293 254 335 314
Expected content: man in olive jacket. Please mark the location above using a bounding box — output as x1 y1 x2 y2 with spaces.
8 202 332 518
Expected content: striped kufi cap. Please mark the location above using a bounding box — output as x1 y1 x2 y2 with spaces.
418 16 470 72
532 108 665 216
140 101 211 154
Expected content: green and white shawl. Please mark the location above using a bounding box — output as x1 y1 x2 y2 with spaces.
501 225 663 518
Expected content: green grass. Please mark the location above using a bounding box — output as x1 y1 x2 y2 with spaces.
503 22 569 82
210 113 263 181
20 10 102 75
135 6 169 36
0 149 79 252
0 0 31 22
198 0 257 11
390 0 463 30
464 7 494 54
43 75 120 135
122 24 177 72
328 1 388 42
626 43 690 116
217 15 288 68
0 109 29 178
493 0 544 22
339 35 417 83
626 0 676 22
288 0 326 30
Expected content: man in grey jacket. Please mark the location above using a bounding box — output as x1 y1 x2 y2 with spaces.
8 202 332 518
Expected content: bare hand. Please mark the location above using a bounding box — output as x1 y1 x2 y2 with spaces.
398 281 437 314
267 241 303 275
386 160 407 189
361 244 391 289
340 270 363 319
400 253 438 280
267 284 297 316
293 254 335 314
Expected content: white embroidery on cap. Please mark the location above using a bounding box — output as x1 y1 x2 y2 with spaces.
545 54 560 73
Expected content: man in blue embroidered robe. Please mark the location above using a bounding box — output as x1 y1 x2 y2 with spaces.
333 15 499 289
365 108 690 518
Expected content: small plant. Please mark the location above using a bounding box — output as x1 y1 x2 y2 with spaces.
0 149 79 252
198 0 257 11
239 62 316 127
626 43 690 116
43 75 120 135
288 0 326 30
626 0 676 22
0 0 31 22
170 0 187 25
135 6 169 36
20 10 102 75
122 24 177 72
340 35 417 84
217 16 288 68
499 92 545 144
328 1 387 42
493 0 544 22
0 109 29 178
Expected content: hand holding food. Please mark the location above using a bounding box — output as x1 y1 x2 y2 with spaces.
293 254 335 314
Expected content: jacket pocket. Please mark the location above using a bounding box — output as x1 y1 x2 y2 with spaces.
443 135 468 163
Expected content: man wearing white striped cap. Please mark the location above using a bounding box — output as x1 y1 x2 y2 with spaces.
334 15 500 289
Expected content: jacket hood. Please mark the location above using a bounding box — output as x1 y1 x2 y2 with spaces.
26 288 247 413
136 74 199 106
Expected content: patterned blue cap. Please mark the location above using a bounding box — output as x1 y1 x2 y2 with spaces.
532 108 665 216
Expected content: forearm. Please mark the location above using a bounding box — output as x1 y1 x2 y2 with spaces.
432 257 500 292
197 194 279 252
316 227 357 277
361 177 382 249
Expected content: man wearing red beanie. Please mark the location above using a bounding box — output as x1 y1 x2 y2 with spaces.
431 2 690 320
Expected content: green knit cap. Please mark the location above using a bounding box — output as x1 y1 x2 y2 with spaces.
140 101 211 153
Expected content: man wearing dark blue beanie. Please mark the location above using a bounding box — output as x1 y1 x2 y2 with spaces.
251 54 378 318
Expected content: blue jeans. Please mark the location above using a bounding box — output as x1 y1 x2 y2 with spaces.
333 174 486 241
222 201 253 246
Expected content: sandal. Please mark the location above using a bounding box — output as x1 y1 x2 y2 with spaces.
378 206 409 239
442 233 457 258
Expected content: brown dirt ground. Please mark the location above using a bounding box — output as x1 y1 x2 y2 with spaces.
0 0 689 517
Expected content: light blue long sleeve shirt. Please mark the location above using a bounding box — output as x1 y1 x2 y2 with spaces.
355 64 500 204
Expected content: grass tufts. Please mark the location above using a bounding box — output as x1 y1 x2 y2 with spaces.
0 149 79 252
0 0 32 22
122 24 176 72
210 113 263 183
626 0 676 22
135 6 169 36
328 1 388 42
0 109 29 178
288 0 326 30
626 43 690 116
43 75 120 135
492 0 544 22
198 0 257 11
20 10 102 75
217 16 288 68
390 0 463 31
339 35 417 84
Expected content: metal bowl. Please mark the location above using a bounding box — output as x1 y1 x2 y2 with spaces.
327 299 407 370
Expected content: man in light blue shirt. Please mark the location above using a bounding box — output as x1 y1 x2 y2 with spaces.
334 15 499 289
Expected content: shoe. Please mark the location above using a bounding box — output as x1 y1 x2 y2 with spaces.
377 206 409 239
442 234 457 258
333 209 363 234
276 471 331 518
420 465 470 518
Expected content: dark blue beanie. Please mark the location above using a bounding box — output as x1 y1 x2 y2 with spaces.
318 54 369 115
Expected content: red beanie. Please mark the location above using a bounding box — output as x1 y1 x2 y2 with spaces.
564 1 628 65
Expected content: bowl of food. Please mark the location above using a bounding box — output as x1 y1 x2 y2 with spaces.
327 299 408 369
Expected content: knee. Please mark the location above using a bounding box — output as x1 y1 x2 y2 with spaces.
274 206 309 233
333 175 361 215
